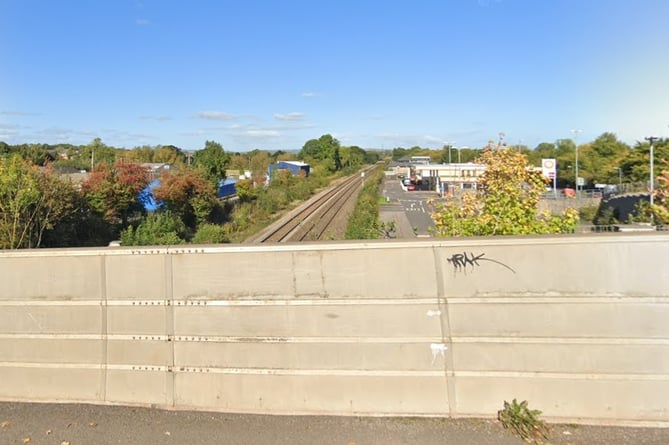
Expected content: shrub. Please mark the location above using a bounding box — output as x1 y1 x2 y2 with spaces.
120 211 186 246
191 223 229 244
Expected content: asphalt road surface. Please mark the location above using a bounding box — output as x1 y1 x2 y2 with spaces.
380 177 441 238
2 402 669 445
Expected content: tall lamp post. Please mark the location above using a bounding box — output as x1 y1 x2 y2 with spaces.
645 136 658 210
614 167 622 190
571 129 582 194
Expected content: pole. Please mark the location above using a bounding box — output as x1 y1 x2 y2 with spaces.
645 136 657 211
571 129 582 195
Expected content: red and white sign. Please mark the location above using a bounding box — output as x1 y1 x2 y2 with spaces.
541 159 556 179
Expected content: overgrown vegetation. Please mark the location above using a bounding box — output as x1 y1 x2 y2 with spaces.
498 399 550 444
431 142 579 237
345 168 394 239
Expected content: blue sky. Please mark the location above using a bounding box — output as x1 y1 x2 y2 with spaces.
2 0 668 152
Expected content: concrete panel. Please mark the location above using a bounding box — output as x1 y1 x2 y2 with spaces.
106 306 168 335
436 236 669 298
105 253 167 300
0 254 102 300
174 373 449 415
0 306 101 334
0 338 101 364
105 370 170 405
320 247 439 298
173 302 441 338
107 339 171 366
448 303 669 338
452 342 669 375
171 250 295 298
292 250 326 296
174 341 444 371
454 377 669 421
0 367 101 401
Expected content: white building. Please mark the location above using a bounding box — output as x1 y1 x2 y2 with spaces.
414 163 486 194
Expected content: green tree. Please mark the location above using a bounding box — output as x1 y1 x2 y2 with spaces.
650 160 669 224
192 140 230 184
299 134 342 173
431 143 579 236
578 132 630 187
0 156 80 248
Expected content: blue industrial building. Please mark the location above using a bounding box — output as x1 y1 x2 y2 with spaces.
217 177 238 199
268 161 310 178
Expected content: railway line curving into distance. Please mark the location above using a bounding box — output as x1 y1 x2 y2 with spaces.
248 165 379 243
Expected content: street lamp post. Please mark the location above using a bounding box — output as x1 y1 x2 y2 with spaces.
645 136 658 211
615 167 622 190
571 129 582 194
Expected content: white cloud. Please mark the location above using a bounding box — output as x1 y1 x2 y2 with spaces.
302 92 319 97
273 112 306 121
135 18 150 26
246 130 280 137
140 115 171 121
195 111 237 121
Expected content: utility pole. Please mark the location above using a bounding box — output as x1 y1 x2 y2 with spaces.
645 136 658 211
571 129 582 195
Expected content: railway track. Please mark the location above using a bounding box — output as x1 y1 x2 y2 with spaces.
249 165 378 243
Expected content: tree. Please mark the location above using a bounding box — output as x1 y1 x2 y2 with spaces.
578 133 630 187
650 160 669 224
431 143 579 237
192 140 230 184
81 161 151 229
298 134 342 173
152 168 218 232
0 155 81 248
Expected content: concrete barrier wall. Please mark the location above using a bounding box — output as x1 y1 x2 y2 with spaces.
0 234 668 423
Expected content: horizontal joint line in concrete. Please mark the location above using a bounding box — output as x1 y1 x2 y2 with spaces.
452 337 669 345
0 362 103 370
0 334 442 343
447 297 669 304
180 298 438 306
0 300 103 306
454 370 669 381
170 367 444 377
171 336 441 343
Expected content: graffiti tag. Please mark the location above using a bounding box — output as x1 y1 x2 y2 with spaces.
447 252 516 274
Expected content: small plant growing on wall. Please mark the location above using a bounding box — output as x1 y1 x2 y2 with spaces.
498 399 550 444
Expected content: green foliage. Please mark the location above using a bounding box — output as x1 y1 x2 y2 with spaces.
120 212 186 246
153 168 218 232
650 160 669 224
578 205 599 224
191 223 229 244
345 168 387 239
299 134 343 173
498 399 550 444
0 156 84 249
431 144 579 237
192 140 230 183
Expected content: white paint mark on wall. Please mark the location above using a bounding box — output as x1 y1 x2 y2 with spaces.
426 310 441 317
430 343 448 364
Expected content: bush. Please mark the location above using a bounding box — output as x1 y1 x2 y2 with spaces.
191 223 229 244
120 211 186 246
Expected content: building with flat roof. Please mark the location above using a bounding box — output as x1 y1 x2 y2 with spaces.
413 162 486 194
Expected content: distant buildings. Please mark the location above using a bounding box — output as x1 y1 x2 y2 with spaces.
268 161 310 178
